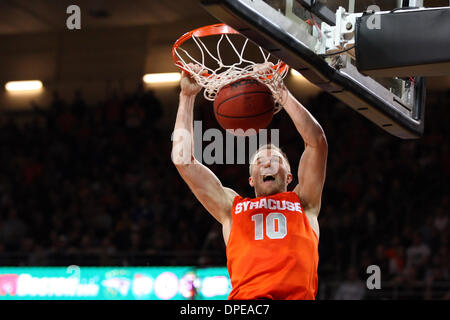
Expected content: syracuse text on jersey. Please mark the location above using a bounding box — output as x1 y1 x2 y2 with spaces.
234 198 304 215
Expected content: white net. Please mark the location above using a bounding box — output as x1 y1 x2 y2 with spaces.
174 33 289 113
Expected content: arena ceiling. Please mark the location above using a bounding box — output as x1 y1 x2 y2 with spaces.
0 0 207 35
1 0 449 35
0 0 448 91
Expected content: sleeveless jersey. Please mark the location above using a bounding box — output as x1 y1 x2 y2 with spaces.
226 191 319 300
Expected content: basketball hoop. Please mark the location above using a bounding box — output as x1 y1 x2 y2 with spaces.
172 23 289 113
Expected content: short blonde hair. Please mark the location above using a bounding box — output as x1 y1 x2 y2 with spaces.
249 144 291 175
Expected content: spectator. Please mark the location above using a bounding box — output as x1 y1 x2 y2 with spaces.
406 233 431 278
385 236 406 279
434 208 448 232
396 266 426 299
1 209 27 251
333 267 366 300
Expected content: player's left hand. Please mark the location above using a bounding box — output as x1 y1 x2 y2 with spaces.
180 63 203 97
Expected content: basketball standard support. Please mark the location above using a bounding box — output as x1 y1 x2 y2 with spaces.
405 0 424 6
296 0 336 25
348 0 355 13
201 0 426 139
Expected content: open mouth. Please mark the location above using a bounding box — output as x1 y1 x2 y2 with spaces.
263 175 275 182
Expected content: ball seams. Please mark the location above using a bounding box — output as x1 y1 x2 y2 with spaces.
215 91 274 118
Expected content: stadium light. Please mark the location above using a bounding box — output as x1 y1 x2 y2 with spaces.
143 73 181 84
5 80 43 92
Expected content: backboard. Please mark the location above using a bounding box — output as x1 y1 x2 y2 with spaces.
201 0 427 139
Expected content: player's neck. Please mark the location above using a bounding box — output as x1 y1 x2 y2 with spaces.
254 189 286 198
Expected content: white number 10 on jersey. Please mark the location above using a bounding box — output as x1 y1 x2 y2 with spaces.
251 213 287 240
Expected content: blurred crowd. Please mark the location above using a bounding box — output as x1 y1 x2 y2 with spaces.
0 85 448 299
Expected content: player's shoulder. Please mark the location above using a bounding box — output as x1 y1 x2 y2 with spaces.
224 187 239 197
223 187 241 204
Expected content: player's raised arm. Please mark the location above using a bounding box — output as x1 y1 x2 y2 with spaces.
280 84 328 217
172 64 238 227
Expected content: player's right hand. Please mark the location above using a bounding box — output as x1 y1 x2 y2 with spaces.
180 63 203 96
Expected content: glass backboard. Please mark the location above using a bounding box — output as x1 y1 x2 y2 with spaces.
201 0 427 139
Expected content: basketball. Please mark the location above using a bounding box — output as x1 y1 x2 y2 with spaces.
213 77 275 135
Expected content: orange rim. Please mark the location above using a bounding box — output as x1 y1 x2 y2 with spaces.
172 24 240 68
172 23 287 76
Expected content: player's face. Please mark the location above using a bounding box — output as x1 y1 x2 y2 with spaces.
249 150 292 197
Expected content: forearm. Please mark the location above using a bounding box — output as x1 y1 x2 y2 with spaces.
172 93 236 224
172 93 197 164
281 87 326 147
174 93 196 130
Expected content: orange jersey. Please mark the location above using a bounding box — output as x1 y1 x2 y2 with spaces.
226 191 319 300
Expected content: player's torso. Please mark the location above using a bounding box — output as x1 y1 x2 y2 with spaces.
225 191 319 300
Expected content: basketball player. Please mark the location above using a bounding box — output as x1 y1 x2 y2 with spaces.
172 63 328 300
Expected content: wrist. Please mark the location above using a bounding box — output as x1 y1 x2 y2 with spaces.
180 90 196 97
180 91 198 100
